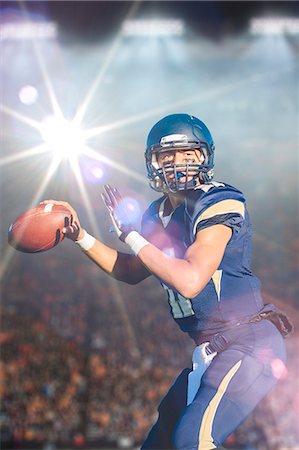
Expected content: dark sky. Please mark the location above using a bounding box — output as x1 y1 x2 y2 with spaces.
1 1 299 41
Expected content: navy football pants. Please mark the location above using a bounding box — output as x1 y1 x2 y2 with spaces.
141 320 286 449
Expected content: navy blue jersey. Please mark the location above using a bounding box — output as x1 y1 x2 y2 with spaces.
141 182 264 335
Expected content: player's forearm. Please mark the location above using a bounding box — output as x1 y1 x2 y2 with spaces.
128 224 231 297
80 238 118 274
76 232 150 284
136 244 210 298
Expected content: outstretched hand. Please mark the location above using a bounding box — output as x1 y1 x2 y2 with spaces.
101 184 135 242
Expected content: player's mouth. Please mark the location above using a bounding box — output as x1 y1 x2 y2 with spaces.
164 167 198 183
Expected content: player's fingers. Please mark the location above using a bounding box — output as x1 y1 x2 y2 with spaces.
103 185 114 205
110 186 122 203
41 200 79 222
63 224 78 235
102 188 114 209
62 226 70 235
101 194 113 213
64 216 70 228
101 192 109 205
40 200 74 213
101 193 110 209
104 184 118 208
40 199 74 211
113 187 123 203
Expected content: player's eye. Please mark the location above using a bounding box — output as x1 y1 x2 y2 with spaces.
160 153 174 162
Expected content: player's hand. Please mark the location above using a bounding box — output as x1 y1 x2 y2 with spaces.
101 184 135 242
40 200 84 242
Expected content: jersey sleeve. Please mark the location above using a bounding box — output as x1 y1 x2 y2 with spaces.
191 185 246 239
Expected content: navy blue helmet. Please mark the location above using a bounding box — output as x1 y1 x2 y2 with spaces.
145 114 215 192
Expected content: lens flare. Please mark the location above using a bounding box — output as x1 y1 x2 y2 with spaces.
19 85 39 105
39 116 86 159
82 161 107 184
271 358 288 380
91 166 104 180
115 197 141 225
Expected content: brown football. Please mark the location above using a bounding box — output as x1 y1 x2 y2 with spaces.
8 203 72 253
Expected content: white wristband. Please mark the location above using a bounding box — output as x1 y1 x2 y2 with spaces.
75 230 96 251
124 231 149 255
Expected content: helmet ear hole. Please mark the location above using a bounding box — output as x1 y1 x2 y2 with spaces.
197 149 205 164
148 177 165 192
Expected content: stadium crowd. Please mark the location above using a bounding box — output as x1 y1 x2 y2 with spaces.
1 235 298 449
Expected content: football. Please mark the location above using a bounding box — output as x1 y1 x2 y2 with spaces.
8 203 72 253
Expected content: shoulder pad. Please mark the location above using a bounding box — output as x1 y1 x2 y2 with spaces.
186 183 246 236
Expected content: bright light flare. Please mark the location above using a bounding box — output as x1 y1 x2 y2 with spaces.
122 19 185 37
0 21 58 41
116 197 142 224
91 166 104 180
83 162 106 184
271 358 288 380
39 116 86 159
19 85 39 105
250 17 299 35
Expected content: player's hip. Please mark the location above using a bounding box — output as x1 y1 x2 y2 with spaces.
190 304 290 361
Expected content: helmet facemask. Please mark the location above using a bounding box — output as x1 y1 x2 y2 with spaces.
147 145 214 193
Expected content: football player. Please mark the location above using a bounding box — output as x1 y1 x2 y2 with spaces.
43 114 291 449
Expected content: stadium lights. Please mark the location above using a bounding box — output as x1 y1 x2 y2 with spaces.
122 19 185 37
39 116 86 160
0 21 58 40
250 18 299 35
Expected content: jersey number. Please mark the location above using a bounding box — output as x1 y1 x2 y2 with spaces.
163 285 195 319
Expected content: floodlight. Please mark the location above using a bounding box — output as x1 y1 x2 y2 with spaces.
39 116 86 159
122 19 185 37
0 21 58 40
250 18 299 35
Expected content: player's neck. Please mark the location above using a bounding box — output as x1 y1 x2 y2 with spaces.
167 181 202 209
168 192 186 210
